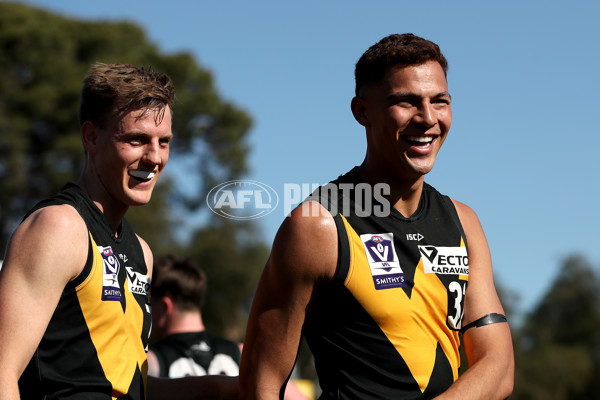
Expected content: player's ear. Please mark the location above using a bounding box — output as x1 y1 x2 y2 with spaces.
351 96 370 127
81 121 99 154
163 296 175 314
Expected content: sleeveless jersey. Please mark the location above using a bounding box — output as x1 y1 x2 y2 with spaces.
18 183 152 400
150 331 241 378
303 167 469 400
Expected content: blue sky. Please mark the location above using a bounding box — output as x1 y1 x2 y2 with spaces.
20 0 600 317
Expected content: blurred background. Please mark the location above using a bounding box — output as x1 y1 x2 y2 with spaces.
1 1 599 398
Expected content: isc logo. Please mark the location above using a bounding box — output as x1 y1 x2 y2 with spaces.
207 180 279 220
406 233 424 241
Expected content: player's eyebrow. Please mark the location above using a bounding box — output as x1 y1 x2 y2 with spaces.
433 91 452 100
387 92 419 102
387 91 452 102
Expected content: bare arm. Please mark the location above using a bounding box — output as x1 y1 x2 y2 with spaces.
434 200 514 400
0 206 88 399
240 202 338 400
147 350 161 377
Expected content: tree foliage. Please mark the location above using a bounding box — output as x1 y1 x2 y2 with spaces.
511 255 600 399
0 2 267 338
9 4 600 392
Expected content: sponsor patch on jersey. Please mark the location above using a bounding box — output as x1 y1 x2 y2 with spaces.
360 233 407 290
99 245 122 301
419 245 469 275
126 266 150 296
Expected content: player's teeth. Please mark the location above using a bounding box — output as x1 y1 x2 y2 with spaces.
129 170 155 180
407 136 433 143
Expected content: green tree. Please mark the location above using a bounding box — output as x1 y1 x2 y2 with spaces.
0 2 267 338
185 220 268 338
511 255 600 399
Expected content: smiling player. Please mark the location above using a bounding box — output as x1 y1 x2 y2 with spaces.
0 63 237 400
240 34 514 400
0 63 172 399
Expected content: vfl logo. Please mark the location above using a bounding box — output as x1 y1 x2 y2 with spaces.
126 267 150 296
419 245 469 275
366 235 391 265
207 180 279 220
361 233 406 290
99 245 122 301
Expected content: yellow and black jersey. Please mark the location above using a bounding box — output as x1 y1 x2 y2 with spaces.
18 183 152 400
304 167 469 400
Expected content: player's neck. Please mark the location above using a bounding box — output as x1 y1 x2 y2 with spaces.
167 310 206 335
77 174 128 235
358 163 424 218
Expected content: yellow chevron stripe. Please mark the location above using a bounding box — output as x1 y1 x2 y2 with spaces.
76 234 147 398
341 216 461 393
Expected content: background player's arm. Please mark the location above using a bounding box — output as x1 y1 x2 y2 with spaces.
434 200 514 400
239 202 338 400
0 206 88 400
147 350 161 377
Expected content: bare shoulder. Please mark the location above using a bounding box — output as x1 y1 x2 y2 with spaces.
5 204 89 281
449 197 491 253
20 204 88 243
270 200 339 282
135 234 153 277
450 198 480 227
0 205 89 384
450 198 488 244
450 199 504 320
240 200 339 395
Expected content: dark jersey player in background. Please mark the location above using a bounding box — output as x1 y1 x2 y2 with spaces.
240 33 514 399
148 254 242 378
147 254 309 400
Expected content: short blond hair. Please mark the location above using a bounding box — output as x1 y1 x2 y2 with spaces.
79 63 175 128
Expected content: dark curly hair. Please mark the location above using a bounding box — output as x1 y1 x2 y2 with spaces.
354 33 448 96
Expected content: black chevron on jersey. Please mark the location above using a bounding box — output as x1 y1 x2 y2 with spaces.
304 167 469 399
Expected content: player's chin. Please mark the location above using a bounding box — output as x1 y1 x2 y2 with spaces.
126 189 155 207
403 155 438 176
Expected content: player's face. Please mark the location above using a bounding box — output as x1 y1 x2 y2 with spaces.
357 61 452 180
92 106 172 209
